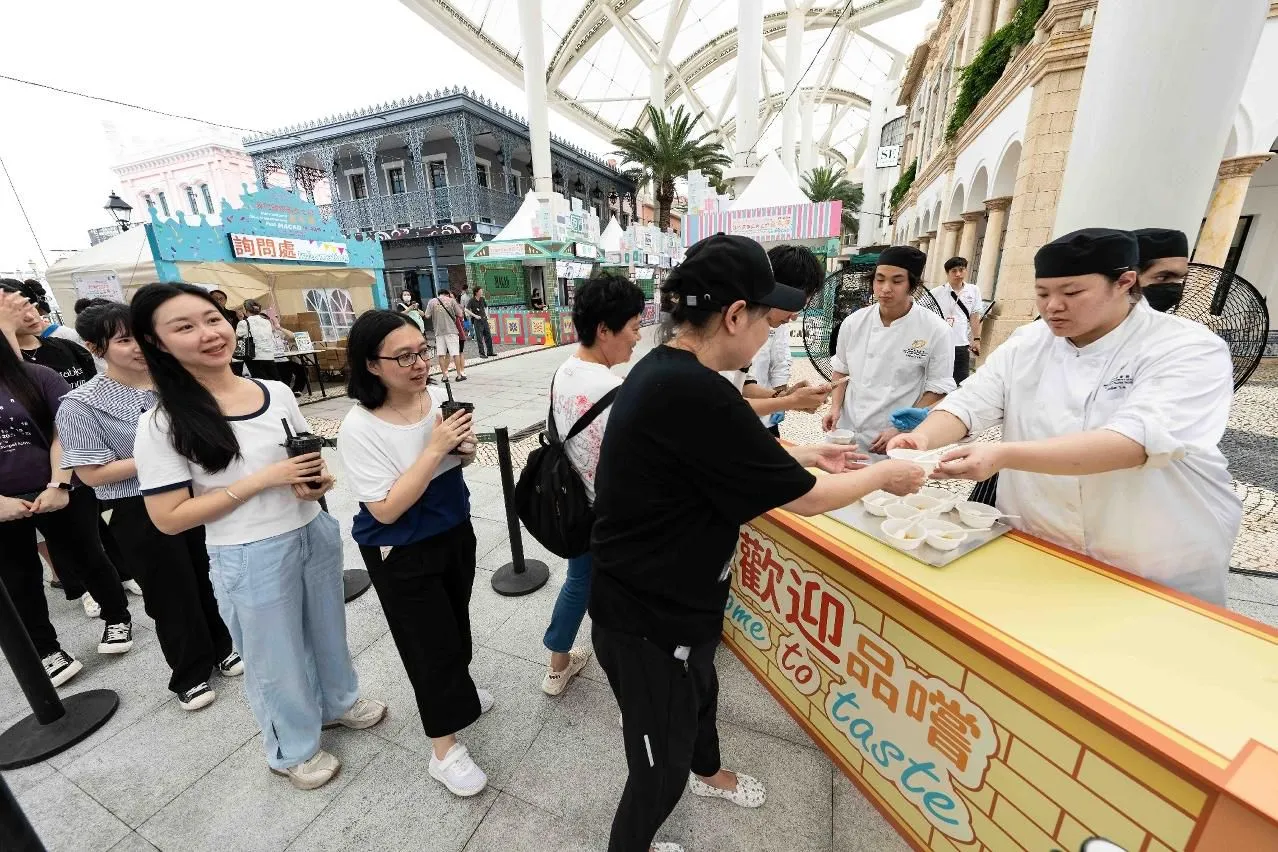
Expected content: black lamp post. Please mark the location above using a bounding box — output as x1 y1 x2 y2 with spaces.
104 191 133 232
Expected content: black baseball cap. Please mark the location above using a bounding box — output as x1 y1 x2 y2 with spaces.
672 233 806 313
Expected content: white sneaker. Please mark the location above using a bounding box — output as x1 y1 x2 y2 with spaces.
80 593 100 618
324 697 388 730
688 771 766 808
428 743 488 797
270 749 341 790
121 579 143 596
541 647 591 696
477 688 494 714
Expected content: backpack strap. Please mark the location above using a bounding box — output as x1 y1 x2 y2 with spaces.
949 289 972 320
564 387 619 443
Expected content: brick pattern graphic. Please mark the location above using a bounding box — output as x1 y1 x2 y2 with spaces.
724 520 1207 852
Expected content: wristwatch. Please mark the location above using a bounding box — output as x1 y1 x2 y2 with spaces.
46 482 72 491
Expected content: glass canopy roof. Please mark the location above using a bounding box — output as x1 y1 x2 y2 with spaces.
405 0 938 168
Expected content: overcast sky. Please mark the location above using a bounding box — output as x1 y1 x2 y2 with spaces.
0 0 620 273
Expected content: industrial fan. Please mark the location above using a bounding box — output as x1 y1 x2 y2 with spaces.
803 263 947 381
1171 262 1270 391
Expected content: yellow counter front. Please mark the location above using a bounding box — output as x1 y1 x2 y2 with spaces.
723 508 1278 852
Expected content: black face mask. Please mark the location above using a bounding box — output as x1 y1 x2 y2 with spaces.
1143 283 1184 313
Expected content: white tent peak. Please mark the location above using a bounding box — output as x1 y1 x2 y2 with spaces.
598 218 624 252
730 153 810 210
494 191 548 242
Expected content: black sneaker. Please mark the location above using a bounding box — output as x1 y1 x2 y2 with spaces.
49 578 63 590
98 621 133 655
218 651 245 677
177 682 216 711
43 649 83 687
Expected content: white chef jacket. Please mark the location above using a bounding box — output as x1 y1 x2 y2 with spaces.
934 302 1239 605
930 283 983 347
831 303 956 450
750 327 793 426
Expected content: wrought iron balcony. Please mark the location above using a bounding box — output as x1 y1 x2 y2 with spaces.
329 184 525 233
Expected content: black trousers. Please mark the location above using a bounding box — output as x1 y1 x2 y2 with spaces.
0 487 129 656
953 345 971 385
107 497 232 694
593 624 722 852
361 522 481 738
246 359 278 381
277 360 308 393
767 424 781 438
472 317 494 357
54 511 132 601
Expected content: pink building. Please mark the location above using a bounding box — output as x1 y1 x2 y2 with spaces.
109 125 257 222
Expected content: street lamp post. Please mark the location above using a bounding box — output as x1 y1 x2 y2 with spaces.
104 191 133 232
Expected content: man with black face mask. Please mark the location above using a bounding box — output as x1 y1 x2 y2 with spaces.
1132 228 1189 312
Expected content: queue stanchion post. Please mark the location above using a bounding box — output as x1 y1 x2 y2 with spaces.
490 426 549 596
0 772 45 852
0 575 118 770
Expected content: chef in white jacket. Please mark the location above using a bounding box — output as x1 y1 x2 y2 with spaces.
823 245 956 452
888 228 1240 605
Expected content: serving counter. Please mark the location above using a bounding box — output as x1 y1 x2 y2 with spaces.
723 508 1278 852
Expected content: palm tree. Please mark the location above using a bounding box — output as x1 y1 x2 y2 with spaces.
611 104 730 230
802 165 864 240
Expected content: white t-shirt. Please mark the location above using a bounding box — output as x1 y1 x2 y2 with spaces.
551 356 623 503
338 387 461 503
133 379 320 546
237 315 277 359
930 282 983 347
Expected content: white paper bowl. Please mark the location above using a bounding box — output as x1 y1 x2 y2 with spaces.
955 501 1000 529
861 490 900 516
920 488 962 513
881 518 926 551
884 502 924 521
887 447 940 476
902 493 947 516
922 520 968 551
826 429 855 445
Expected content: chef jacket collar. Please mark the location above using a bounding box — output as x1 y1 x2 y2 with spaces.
874 300 917 328
1053 300 1148 359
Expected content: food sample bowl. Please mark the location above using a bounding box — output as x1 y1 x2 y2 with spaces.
902 493 947 516
881 518 925 551
884 502 924 521
861 490 899 516
826 429 855 445
887 447 940 476
955 501 1000 529
920 488 962 513
922 520 968 551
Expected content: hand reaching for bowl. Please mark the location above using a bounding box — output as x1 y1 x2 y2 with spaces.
885 432 928 453
793 443 869 473
872 459 926 496
933 443 1004 481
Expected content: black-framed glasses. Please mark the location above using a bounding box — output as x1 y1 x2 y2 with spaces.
376 349 432 368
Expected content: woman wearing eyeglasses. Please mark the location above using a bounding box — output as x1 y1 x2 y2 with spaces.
338 310 491 798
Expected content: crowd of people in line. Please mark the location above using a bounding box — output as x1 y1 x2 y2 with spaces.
393 282 497 383
0 220 1238 851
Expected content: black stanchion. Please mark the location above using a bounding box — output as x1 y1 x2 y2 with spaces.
490 426 550 597
0 578 117 770
0 772 45 852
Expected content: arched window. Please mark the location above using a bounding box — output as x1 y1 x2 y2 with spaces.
304 288 357 340
200 184 214 214
142 193 154 211
185 186 200 215
157 191 170 217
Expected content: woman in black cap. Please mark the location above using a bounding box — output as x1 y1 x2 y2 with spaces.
1132 227 1189 312
890 227 1239 605
821 245 957 452
589 233 925 852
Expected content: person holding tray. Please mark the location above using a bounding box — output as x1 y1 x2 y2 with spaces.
821 246 956 452
589 233 925 852
887 228 1240 605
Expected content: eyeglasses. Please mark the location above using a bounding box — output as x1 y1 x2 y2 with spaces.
375 349 432 368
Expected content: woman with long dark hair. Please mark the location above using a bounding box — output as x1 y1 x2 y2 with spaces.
57 302 242 711
0 291 134 688
337 310 491 797
130 282 385 790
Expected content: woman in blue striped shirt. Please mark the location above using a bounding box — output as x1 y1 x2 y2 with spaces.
57 302 242 711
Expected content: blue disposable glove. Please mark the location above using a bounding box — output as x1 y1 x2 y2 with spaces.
890 406 930 431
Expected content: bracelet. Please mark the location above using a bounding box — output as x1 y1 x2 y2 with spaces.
225 487 245 504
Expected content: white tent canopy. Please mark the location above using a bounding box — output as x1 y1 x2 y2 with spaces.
493 191 546 242
44 227 157 305
730 153 811 210
598 218 624 253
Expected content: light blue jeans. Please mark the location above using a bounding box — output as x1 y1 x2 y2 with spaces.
207 511 360 770
543 553 592 654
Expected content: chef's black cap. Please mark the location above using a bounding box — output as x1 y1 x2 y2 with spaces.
669 233 806 312
877 245 927 279
1034 228 1138 278
1132 228 1189 264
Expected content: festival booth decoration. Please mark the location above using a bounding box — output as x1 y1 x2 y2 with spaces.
597 216 683 326
46 186 386 375
464 192 605 348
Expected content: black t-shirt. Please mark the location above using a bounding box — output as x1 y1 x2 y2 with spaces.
589 345 816 648
22 337 96 389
